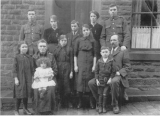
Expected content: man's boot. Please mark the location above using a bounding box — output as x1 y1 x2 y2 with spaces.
98 95 103 114
89 95 94 109
77 92 82 109
96 101 99 111
103 96 107 113
66 94 73 108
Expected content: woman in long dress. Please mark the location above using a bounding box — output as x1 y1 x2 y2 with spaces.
74 24 97 109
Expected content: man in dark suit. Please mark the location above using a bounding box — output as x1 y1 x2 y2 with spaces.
89 34 131 114
109 34 131 114
66 20 81 108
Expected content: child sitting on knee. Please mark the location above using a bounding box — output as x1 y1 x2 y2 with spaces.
32 57 56 98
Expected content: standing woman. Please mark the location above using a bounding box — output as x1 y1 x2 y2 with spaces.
13 41 34 115
43 15 63 54
89 11 103 60
74 24 97 109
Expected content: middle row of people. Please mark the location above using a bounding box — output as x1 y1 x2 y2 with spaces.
34 24 118 111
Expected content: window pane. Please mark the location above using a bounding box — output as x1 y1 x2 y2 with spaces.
132 0 160 49
152 14 160 48
152 27 160 48
132 26 151 48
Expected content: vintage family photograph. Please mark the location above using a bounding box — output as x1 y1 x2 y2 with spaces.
1 0 160 115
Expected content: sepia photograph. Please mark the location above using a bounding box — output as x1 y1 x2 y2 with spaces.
1 0 160 115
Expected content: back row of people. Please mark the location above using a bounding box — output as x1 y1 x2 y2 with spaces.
13 3 131 115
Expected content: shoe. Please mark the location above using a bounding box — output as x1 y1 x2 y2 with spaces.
96 103 99 112
68 102 73 108
113 106 120 114
103 96 107 113
14 110 19 115
23 109 32 115
40 92 44 99
77 100 82 109
89 98 94 109
124 92 129 101
98 105 103 114
103 107 107 113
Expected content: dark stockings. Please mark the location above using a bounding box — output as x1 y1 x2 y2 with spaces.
23 98 28 110
15 98 22 111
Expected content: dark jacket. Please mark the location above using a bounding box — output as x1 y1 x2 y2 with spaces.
100 16 130 49
89 23 103 59
111 47 131 88
67 30 81 50
54 45 73 94
13 54 34 98
19 21 43 45
95 56 115 86
43 27 63 44
32 51 58 77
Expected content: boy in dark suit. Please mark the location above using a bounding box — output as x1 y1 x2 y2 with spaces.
66 20 81 106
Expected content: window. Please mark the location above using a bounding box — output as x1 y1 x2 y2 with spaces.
131 0 160 49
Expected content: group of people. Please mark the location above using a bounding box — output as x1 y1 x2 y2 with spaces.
13 3 131 115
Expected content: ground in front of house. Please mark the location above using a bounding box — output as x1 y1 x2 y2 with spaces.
1 101 160 115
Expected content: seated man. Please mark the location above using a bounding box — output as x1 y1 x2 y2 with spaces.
88 35 131 114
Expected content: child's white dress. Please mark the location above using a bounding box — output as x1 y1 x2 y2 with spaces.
32 67 56 89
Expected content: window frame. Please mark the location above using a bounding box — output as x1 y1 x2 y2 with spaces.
130 0 160 61
131 0 160 50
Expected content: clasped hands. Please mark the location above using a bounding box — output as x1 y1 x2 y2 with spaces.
74 65 95 72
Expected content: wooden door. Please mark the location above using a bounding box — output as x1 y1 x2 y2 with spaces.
45 0 92 34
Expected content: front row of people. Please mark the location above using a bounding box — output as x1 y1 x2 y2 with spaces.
13 30 131 115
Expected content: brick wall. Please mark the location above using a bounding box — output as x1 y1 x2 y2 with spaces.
100 0 160 87
1 0 160 91
1 0 45 90
130 61 160 87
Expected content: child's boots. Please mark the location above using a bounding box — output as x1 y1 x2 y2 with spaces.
98 95 103 114
103 96 107 113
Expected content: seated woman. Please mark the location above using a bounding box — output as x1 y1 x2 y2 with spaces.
32 39 58 115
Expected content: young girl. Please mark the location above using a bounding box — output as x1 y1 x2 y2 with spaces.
54 35 73 108
13 41 34 115
74 24 97 109
32 57 56 98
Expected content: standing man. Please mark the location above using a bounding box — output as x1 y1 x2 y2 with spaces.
19 8 43 56
88 35 131 114
100 3 130 50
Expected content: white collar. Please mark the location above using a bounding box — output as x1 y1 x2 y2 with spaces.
91 22 96 27
111 46 119 54
73 31 78 35
103 57 108 63
114 46 119 51
52 27 57 30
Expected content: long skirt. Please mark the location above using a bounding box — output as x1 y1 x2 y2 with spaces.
32 86 56 114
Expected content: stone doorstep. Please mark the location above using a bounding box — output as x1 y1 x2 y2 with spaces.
1 87 160 111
